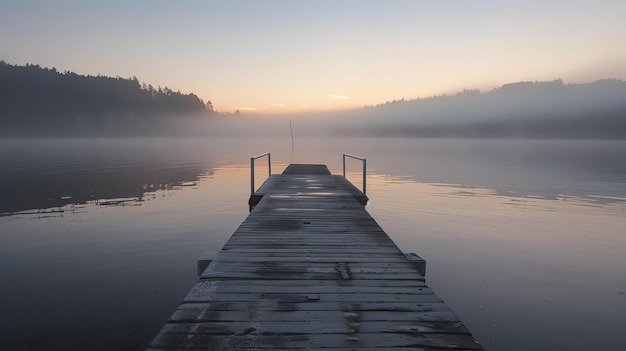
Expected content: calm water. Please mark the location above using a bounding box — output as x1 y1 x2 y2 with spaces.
1 137 625 350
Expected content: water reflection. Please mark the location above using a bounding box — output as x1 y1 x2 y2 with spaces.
0 138 222 215
4 138 625 215
364 173 626 351
1 137 625 350
0 164 252 350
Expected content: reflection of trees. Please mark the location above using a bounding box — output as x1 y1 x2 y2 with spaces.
0 163 209 214
0 61 215 136
0 136 231 214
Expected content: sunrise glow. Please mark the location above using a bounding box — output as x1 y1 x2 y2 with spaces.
1 1 625 114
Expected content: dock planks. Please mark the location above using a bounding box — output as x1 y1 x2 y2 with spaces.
149 164 483 350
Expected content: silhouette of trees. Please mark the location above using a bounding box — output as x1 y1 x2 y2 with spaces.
205 100 214 112
0 61 214 136
347 80 626 139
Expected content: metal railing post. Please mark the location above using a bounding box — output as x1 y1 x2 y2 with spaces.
250 157 255 195
362 158 367 195
342 153 367 196
250 152 271 195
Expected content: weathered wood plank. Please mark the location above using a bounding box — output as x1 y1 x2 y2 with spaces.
150 332 482 350
198 272 426 281
187 278 428 287
202 264 424 275
282 164 332 175
170 301 450 315
213 252 403 258
164 309 461 323
159 320 471 336
184 292 441 304
186 280 430 294
199 258 412 266
203 261 422 270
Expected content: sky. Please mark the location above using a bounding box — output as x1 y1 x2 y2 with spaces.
2 0 625 114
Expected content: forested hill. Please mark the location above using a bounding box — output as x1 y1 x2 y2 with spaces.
336 79 626 139
0 61 214 137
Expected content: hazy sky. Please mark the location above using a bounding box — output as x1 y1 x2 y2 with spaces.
2 0 625 114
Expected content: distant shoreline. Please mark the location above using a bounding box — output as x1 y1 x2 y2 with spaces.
2 61 625 139
0 61 214 137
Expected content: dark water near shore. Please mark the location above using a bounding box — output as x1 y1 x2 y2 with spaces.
1 137 625 350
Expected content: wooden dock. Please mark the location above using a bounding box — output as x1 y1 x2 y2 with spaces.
149 164 483 350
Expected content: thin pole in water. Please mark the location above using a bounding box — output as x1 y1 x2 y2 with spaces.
290 120 295 163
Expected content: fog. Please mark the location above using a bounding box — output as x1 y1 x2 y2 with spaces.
190 79 626 140
2 77 625 139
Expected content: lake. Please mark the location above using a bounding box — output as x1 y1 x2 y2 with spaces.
1 137 625 350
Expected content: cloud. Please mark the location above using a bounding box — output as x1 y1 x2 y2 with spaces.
232 107 257 111
327 94 350 100
301 105 308 108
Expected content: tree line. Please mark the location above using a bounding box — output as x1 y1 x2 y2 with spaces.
0 61 214 137
348 79 626 139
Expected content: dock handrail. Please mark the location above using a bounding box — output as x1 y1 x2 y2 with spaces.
342 153 366 196
251 152 271 195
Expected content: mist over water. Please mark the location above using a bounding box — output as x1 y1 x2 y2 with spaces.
1 136 625 350
3 77 624 140
202 79 626 140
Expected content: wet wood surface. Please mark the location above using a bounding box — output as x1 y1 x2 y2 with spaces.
149 164 483 350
